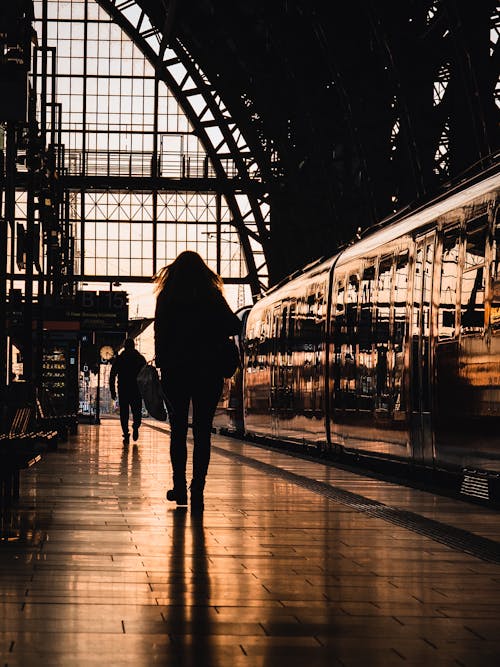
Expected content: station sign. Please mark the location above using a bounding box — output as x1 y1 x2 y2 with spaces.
76 291 128 331
39 291 128 331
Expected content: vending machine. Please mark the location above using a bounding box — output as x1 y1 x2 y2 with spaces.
41 335 79 415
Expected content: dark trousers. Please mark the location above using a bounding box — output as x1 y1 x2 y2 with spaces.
118 389 142 436
161 369 223 485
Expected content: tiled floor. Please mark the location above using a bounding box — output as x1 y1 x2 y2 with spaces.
1 418 500 666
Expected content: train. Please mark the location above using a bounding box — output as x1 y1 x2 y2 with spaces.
216 165 500 501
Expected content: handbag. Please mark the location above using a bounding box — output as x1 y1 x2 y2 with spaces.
136 362 167 421
219 337 241 379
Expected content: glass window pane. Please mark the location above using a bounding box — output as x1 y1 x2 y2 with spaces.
492 208 500 333
27 0 266 291
359 264 375 351
461 221 487 335
392 251 408 412
438 228 460 340
346 273 359 333
375 257 392 344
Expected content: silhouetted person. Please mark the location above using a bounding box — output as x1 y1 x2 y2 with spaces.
110 338 146 445
154 251 240 512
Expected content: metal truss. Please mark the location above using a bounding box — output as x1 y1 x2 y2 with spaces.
299 1 498 230
373 1 498 198
96 0 270 299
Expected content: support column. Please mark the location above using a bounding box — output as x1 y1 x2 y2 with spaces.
4 125 17 386
0 135 7 397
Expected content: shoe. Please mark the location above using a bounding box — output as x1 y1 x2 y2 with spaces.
166 486 188 506
132 425 139 441
190 479 205 513
123 433 130 445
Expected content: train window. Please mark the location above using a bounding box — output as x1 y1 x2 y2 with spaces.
374 257 392 412
314 286 326 322
335 279 345 313
280 305 288 351
337 274 359 410
492 208 500 333
298 292 321 343
358 264 375 409
295 297 304 341
393 251 409 349
393 251 409 412
346 274 359 333
438 227 460 340
422 242 434 337
288 300 296 345
359 264 375 352
375 256 392 344
332 279 345 347
461 219 487 335
464 216 487 271
412 246 424 336
260 316 268 341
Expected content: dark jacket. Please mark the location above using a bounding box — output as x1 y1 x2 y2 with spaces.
154 290 241 371
110 348 147 396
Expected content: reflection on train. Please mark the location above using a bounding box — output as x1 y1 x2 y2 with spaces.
216 168 500 496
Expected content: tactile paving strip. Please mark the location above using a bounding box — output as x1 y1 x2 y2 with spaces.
213 445 500 564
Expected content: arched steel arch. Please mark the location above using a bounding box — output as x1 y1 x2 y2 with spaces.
96 0 271 300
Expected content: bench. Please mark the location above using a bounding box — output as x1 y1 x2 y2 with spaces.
0 406 57 508
36 393 78 441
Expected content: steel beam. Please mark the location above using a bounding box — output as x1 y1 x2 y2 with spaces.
96 0 268 298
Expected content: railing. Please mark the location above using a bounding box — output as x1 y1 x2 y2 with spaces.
65 149 260 180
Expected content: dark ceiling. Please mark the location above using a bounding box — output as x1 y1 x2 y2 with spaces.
138 0 497 279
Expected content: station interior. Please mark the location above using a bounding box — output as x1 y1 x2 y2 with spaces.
1 2 500 666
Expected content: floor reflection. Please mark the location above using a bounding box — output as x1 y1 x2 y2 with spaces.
118 442 142 500
166 509 212 666
0 505 48 547
2 420 500 666
190 514 211 665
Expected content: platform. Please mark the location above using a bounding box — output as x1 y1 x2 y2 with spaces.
1 418 500 666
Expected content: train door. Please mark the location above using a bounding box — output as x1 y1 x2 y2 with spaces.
282 300 295 418
410 232 436 465
269 304 282 438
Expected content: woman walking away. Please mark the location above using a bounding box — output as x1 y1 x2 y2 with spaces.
154 251 241 512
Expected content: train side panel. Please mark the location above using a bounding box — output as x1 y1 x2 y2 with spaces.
214 308 250 434
432 196 500 474
271 273 329 446
327 180 500 476
242 170 500 484
328 236 412 461
243 259 334 445
243 299 274 438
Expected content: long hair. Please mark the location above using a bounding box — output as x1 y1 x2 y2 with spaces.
154 251 224 301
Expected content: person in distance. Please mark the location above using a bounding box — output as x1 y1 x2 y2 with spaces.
154 251 241 512
110 338 147 445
